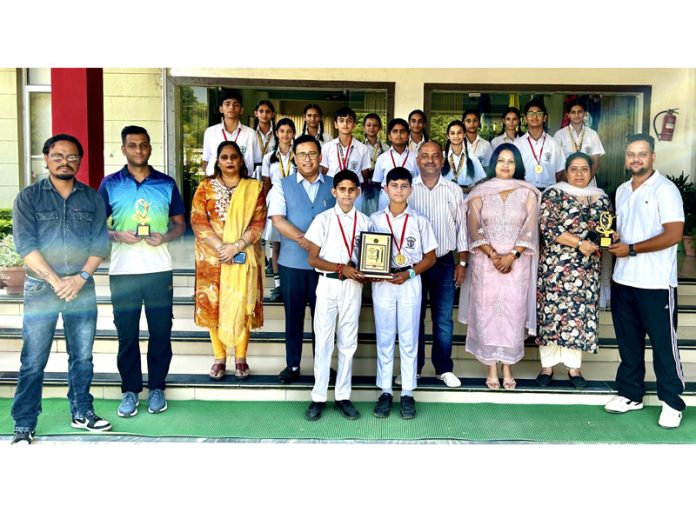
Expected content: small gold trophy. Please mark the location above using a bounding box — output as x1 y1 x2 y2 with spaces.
595 211 615 248
132 198 152 237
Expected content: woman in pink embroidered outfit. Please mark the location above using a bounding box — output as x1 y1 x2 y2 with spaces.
458 143 540 390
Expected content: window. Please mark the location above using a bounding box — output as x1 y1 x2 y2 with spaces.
22 68 52 184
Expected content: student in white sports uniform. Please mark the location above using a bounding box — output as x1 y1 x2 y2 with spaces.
303 170 374 421
252 100 277 179
462 108 493 167
372 118 419 211
370 167 437 420
490 107 524 150
553 98 605 183
441 120 487 195
301 103 333 146
261 118 297 302
201 89 262 178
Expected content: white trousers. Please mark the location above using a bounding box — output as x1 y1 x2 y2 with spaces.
311 276 362 402
539 344 583 369
372 276 422 392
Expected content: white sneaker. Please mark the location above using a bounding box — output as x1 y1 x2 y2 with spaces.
604 395 644 414
658 403 683 429
437 372 461 388
394 374 420 386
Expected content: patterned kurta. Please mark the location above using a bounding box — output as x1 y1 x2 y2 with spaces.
191 178 266 328
536 188 612 352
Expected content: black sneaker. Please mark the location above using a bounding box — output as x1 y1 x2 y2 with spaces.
400 395 416 420
11 430 35 445
270 287 283 302
305 401 326 421
71 411 112 432
278 366 300 384
335 400 360 420
374 393 393 418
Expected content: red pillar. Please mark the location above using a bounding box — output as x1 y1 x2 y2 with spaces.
50 68 104 189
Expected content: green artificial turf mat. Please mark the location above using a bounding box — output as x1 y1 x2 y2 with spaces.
1 398 693 443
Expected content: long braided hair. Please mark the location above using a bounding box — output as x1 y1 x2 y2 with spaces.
302 103 325 141
269 118 296 165
442 120 475 179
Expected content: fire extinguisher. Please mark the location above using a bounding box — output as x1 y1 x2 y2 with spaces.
653 108 678 141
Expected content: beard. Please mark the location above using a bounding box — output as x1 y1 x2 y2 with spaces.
626 166 650 177
53 173 75 181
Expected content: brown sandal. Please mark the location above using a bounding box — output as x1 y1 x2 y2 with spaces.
209 362 226 381
235 362 250 380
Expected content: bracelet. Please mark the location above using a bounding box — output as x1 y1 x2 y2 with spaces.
575 239 583 249
336 263 345 279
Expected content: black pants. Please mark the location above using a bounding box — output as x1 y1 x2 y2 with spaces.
279 265 318 369
110 271 173 393
611 281 685 411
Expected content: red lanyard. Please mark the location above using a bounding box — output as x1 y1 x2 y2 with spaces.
390 148 409 169
222 127 241 143
336 139 353 171
385 213 409 255
526 134 546 165
337 212 358 260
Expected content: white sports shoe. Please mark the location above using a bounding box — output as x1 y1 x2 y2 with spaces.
437 372 462 388
604 395 644 414
658 403 683 429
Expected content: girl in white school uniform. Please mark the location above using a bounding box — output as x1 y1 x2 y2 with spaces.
301 103 333 146
407 109 429 153
462 108 494 168
442 120 487 196
252 100 277 181
491 107 524 150
261 118 297 301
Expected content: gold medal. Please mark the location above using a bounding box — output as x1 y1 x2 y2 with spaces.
395 253 407 266
534 164 543 174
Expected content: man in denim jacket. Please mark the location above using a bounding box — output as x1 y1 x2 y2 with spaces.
10 134 111 444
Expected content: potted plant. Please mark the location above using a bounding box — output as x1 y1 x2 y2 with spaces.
667 171 696 256
0 234 25 294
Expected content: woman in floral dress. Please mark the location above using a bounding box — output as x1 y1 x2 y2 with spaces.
536 152 611 389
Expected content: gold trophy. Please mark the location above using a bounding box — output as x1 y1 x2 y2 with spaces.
132 198 152 237
595 211 616 248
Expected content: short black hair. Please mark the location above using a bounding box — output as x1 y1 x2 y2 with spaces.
293 134 322 154
363 113 382 128
523 98 547 115
626 133 655 152
42 134 84 157
333 169 360 188
219 88 243 106
387 118 409 133
333 106 357 122
566 98 586 113
462 108 480 121
386 167 412 185
565 151 593 170
121 125 150 144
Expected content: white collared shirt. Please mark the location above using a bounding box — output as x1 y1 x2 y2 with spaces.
202 122 262 176
553 124 605 158
305 204 374 268
441 148 487 187
514 133 565 189
410 175 467 256
256 127 276 157
369 206 438 267
364 138 390 170
267 172 327 218
261 151 296 188
613 170 684 289
466 135 493 167
372 148 419 185
320 137 371 182
491 133 521 150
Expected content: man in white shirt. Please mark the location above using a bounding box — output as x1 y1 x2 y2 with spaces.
553 98 605 178
605 134 685 429
201 89 262 178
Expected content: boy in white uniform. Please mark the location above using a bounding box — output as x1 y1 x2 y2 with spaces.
372 118 419 211
370 167 437 420
362 113 390 217
201 89 262 178
304 170 374 421
462 108 493 167
553 98 605 179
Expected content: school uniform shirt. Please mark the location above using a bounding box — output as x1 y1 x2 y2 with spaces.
553 125 605 158
369 206 438 269
261 151 296 188
408 136 426 153
491 133 521 150
613 170 684 289
514 132 565 189
466 135 493 167
304 205 374 268
202 122 262 176
256 128 276 158
372 148 419 185
302 129 333 146
441 149 487 187
320 137 371 182
364 138 390 173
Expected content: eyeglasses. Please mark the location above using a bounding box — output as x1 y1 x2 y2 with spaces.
526 112 545 118
296 151 320 160
218 154 241 161
48 153 80 163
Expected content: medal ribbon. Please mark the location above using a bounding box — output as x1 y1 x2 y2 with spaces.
337 212 358 261
385 213 409 258
257 130 272 154
222 127 241 143
568 125 585 152
526 134 546 167
389 148 409 169
449 151 466 178
337 139 353 171
370 140 382 168
279 151 294 178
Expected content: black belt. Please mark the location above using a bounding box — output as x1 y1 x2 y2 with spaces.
390 265 413 273
320 272 341 280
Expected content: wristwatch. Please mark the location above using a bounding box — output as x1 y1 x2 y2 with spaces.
79 271 90 281
408 268 417 280
459 260 468 268
509 249 521 259
628 243 637 257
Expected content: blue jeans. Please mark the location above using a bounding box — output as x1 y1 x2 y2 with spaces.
11 275 97 431
417 254 455 374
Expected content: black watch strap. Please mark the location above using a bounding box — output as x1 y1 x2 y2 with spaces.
628 244 637 257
